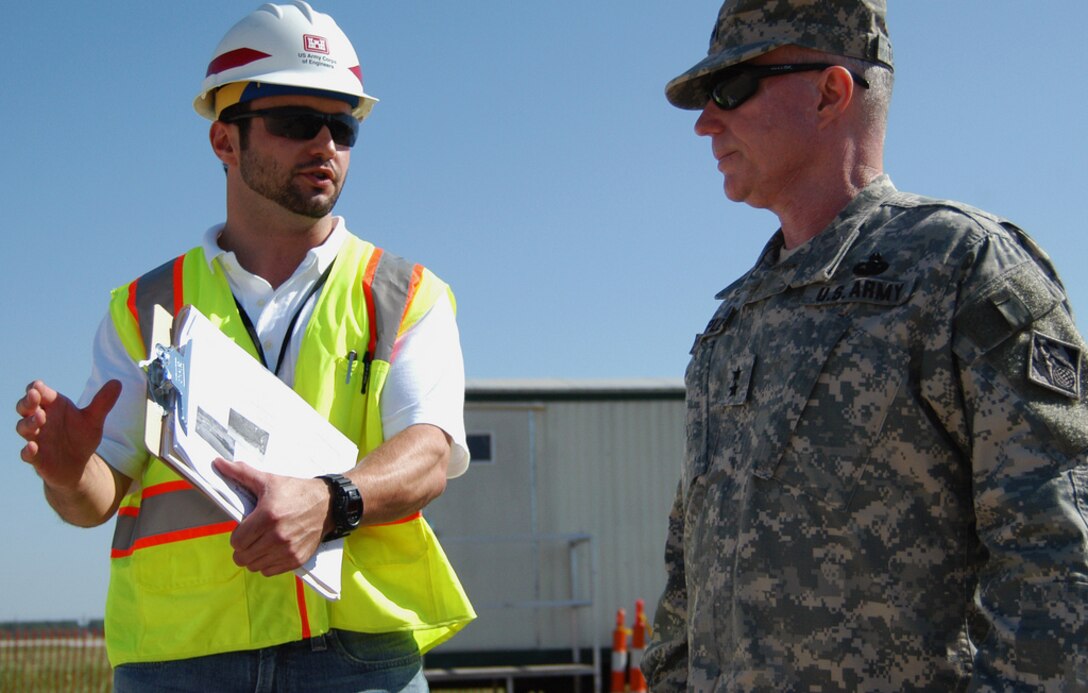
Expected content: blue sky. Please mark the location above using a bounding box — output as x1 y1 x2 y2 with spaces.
3 1 1086 621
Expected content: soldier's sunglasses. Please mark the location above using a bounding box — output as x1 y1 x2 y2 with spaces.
709 63 870 111
221 106 359 148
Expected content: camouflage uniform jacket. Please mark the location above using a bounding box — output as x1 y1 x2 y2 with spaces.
644 176 1088 691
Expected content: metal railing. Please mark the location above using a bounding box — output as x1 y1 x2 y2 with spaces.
426 532 601 693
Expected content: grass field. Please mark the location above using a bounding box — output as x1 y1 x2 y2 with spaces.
0 636 523 692
0 633 111 693
0 625 567 692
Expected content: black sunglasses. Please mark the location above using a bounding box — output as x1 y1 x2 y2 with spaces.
221 106 360 148
709 63 870 111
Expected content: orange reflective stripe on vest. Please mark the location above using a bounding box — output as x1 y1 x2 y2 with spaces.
361 248 382 357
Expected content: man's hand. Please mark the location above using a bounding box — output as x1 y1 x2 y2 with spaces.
15 379 129 526
16 380 121 488
214 458 331 577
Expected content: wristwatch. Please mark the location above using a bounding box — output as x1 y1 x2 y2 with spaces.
318 473 363 541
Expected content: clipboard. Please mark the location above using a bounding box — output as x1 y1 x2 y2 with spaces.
142 304 355 600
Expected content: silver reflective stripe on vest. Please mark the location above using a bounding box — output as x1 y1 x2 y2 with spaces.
368 252 416 363
134 257 180 356
112 485 234 555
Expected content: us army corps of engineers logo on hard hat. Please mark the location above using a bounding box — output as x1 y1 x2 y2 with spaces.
300 33 339 70
1028 331 1082 398
304 34 328 53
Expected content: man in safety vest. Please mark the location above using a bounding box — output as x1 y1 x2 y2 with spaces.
14 2 474 690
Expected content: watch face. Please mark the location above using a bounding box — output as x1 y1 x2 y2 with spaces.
322 474 363 539
344 487 363 526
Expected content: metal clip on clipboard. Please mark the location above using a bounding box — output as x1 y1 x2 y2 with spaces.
145 342 192 434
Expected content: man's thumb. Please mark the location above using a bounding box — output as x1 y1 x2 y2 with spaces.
214 458 265 494
85 380 122 424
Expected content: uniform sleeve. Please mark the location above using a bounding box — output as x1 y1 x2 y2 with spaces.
78 312 150 481
950 229 1088 689
643 481 691 692
380 293 469 478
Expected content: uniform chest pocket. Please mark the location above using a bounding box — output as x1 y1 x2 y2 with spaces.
751 324 906 510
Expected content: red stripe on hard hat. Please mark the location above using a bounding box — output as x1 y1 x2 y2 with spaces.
349 65 362 84
206 47 273 77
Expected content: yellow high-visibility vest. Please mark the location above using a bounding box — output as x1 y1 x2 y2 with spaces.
104 233 474 665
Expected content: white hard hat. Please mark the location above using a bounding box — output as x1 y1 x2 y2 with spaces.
194 1 378 121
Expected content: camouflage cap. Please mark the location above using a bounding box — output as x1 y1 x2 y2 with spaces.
666 0 894 109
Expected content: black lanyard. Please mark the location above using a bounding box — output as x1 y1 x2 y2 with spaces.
233 261 335 377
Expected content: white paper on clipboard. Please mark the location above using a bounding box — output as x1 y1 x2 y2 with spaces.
142 304 357 600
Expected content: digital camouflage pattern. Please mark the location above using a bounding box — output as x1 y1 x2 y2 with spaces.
643 176 1088 691
666 0 894 109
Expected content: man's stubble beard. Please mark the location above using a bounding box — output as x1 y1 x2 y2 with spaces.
239 147 344 219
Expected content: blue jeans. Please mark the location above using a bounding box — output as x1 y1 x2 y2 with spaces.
113 630 428 692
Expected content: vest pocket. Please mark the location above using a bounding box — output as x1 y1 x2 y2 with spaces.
321 351 369 439
117 534 258 662
333 521 437 631
133 533 239 590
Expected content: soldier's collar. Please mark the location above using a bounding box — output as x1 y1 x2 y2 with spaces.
781 177 897 280
714 177 899 301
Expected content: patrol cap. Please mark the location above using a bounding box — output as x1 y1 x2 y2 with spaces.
666 0 894 110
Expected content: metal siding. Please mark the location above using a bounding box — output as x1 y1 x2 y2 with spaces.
538 400 683 648
425 406 544 651
424 394 684 654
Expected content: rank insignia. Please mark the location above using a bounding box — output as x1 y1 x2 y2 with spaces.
1027 331 1082 399
720 354 755 406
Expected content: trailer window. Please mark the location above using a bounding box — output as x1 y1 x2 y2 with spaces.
466 432 494 464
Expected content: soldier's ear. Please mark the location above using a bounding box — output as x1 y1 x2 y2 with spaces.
815 66 856 123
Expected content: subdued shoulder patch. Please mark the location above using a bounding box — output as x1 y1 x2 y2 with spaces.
1028 331 1082 399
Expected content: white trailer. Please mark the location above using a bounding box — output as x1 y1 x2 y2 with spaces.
423 379 684 691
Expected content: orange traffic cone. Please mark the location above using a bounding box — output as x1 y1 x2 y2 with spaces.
611 608 630 692
629 599 649 693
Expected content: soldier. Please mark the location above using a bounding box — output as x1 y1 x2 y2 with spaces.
644 0 1088 689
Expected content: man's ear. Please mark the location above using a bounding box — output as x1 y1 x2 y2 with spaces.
209 121 240 168
815 65 857 124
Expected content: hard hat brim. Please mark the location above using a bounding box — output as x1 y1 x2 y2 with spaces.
195 74 378 121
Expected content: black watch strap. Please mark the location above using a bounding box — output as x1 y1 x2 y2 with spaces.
318 473 363 541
